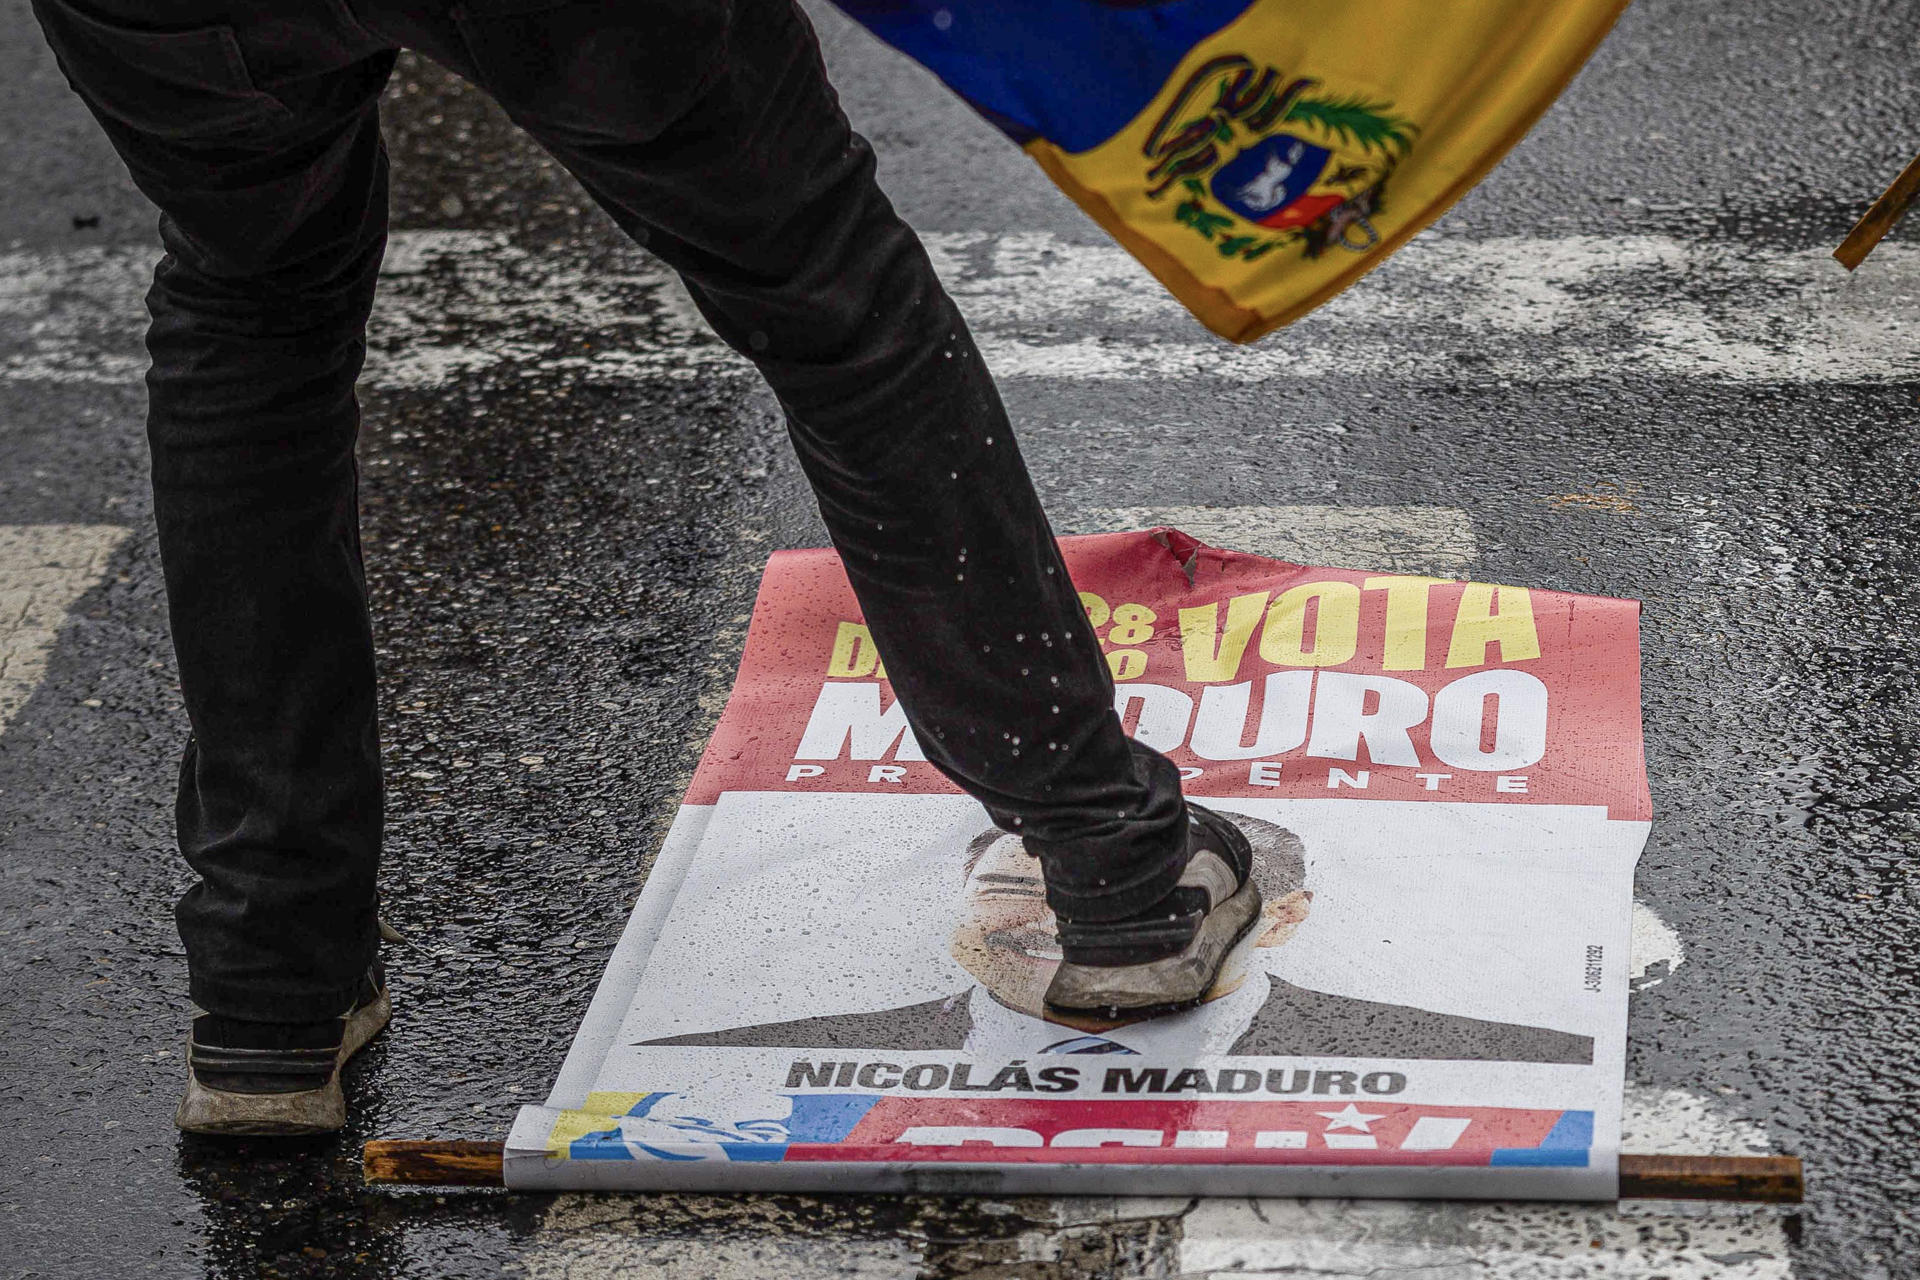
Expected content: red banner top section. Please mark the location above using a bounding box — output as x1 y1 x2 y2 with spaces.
687 530 1649 819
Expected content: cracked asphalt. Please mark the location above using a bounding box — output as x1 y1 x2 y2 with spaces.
3 0 1918 1276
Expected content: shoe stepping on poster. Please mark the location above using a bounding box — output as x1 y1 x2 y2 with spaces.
508 528 1649 1197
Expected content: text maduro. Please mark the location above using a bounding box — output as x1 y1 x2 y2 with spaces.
799 669 1545 773
785 1060 1410 1096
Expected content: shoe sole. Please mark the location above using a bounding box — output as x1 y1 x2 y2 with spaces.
174 988 391 1137
1042 879 1263 1015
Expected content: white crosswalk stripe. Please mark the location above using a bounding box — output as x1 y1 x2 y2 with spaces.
1175 1092 1788 1280
3 231 1916 389
0 525 128 735
1068 504 1477 576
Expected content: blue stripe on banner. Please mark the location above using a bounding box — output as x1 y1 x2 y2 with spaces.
1490 1110 1595 1167
786 1093 884 1143
830 0 1260 151
717 1141 791 1162
568 1128 635 1160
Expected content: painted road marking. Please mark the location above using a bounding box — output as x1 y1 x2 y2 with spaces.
1175 1087 1788 1280
521 1202 921 1280
1071 504 1477 576
3 232 1916 388
1632 899 1687 991
0 525 129 735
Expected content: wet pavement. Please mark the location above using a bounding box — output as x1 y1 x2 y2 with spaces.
3 0 1918 1276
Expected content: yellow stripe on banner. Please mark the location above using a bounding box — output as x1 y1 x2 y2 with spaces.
544 1091 656 1156
1028 0 1631 343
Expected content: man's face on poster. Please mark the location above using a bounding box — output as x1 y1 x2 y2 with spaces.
948 833 1061 1016
948 827 1311 1024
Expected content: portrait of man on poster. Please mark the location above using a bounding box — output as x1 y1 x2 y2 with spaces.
647 811 1594 1064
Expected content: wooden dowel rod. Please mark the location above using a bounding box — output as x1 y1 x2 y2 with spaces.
1834 150 1920 270
364 1139 505 1187
361 1140 1802 1203
1618 1153 1802 1203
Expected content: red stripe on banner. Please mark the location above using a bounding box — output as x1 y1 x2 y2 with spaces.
688 530 1649 819
779 1098 1566 1166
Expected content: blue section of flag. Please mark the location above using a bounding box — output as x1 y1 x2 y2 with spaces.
786 1093 883 1143
1489 1110 1594 1167
829 0 1260 151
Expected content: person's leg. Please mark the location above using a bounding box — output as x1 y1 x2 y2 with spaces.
397 0 1194 924
31 0 397 1064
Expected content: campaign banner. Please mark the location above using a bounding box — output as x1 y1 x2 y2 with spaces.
507 529 1649 1197
824 0 1629 343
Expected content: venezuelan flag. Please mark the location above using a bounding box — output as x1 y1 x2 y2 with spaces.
829 0 1628 342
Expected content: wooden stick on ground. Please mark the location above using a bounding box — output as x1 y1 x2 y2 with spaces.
1834 150 1920 270
1616 1153 1802 1203
365 1140 505 1188
361 1140 1804 1203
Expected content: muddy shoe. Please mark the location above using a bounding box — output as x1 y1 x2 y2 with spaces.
175 964 390 1137
1044 804 1262 1015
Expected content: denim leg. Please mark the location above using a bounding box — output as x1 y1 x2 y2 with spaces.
149 147 390 1021
412 0 1190 920
32 0 397 1019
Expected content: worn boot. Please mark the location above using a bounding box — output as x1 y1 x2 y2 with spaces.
1044 803 1262 1015
175 964 389 1136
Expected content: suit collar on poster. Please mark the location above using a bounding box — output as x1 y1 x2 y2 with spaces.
963 971 1272 1060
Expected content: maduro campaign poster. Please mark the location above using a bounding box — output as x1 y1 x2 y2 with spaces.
507 529 1651 1198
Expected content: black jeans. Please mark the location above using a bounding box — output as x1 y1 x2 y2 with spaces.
32 0 1187 1022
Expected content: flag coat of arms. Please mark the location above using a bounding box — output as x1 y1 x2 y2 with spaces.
829 0 1629 342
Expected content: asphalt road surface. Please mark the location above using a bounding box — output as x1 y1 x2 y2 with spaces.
4 1 1918 1277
